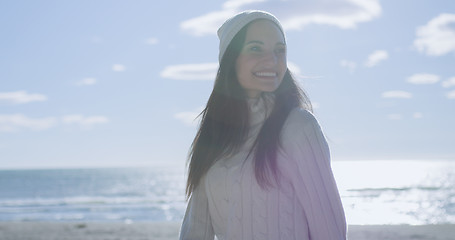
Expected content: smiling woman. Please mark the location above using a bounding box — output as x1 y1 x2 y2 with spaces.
235 19 287 98
180 10 346 240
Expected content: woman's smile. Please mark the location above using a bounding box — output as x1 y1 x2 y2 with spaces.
254 71 278 78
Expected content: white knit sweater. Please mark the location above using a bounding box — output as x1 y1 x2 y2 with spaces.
180 95 347 240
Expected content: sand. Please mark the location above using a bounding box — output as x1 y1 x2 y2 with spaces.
0 222 179 240
348 225 455 240
0 222 454 240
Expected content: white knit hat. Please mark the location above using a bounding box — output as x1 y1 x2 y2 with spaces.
217 10 285 62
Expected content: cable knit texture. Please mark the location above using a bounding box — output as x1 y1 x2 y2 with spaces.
180 93 347 240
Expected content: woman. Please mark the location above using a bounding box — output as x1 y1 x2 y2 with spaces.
180 10 347 240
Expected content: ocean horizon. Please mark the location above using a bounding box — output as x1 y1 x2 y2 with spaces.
1 159 454 225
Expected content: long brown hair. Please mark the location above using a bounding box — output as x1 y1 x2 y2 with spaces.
185 20 312 197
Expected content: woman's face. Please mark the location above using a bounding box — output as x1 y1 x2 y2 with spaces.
235 19 287 98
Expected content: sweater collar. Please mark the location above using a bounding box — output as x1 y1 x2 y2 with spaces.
247 93 275 127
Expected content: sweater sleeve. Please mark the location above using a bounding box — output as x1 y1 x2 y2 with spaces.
179 176 215 240
280 109 347 240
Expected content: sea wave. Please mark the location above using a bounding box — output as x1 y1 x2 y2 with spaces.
0 195 185 208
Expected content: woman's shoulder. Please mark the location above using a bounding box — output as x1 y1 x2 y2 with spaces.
285 107 319 130
280 107 325 142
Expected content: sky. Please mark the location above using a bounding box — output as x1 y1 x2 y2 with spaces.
0 0 454 169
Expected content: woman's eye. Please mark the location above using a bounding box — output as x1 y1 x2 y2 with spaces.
249 46 261 52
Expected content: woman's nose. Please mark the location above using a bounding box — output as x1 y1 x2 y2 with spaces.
262 51 279 65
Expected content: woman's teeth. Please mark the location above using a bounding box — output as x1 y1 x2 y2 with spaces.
255 72 277 77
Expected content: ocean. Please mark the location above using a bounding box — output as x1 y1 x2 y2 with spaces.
0 160 454 225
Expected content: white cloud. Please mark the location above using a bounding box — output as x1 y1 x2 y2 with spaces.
180 0 266 36
76 78 97 86
414 13 455 56
174 107 203 126
340 59 357 73
442 77 455 88
0 114 56 132
448 90 455 99
287 61 302 76
364 50 388 67
413 112 423 119
223 0 266 9
145 37 159 45
0 114 109 132
161 63 218 80
0 91 47 104
181 0 382 36
112 64 126 72
381 91 412 99
407 73 440 85
282 0 382 31
387 114 403 120
62 115 109 129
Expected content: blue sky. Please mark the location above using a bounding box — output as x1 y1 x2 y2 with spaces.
1 0 454 169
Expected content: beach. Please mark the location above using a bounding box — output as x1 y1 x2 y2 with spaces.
0 222 454 240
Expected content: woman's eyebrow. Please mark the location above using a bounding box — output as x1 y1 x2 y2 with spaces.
245 40 264 45
245 40 286 46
